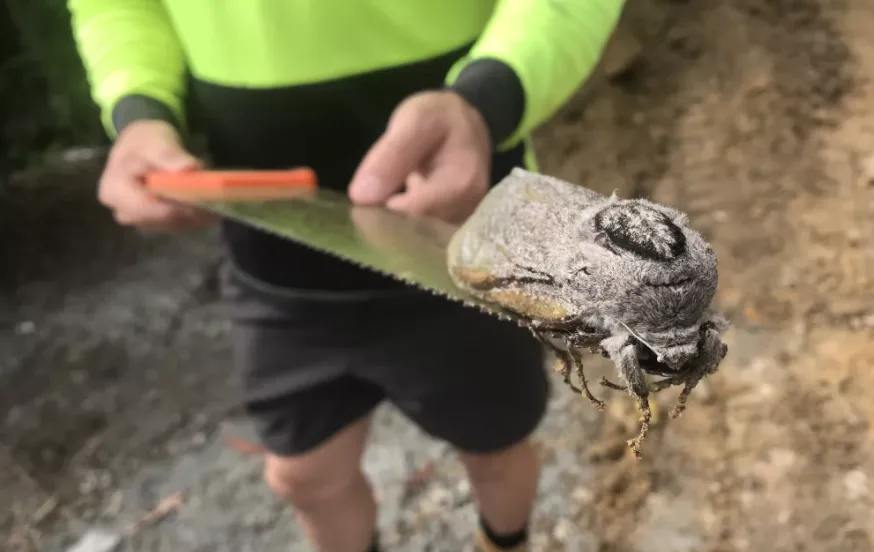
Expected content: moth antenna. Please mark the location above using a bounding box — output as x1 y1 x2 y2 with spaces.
618 321 663 362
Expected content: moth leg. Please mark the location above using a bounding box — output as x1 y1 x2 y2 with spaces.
600 384 652 458
649 375 686 392
630 395 652 460
669 373 704 419
600 377 627 391
530 331 581 391
614 342 652 459
568 346 605 411
619 372 701 420
531 331 605 410
599 373 685 394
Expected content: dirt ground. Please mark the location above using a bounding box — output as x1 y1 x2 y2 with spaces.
2 0 873 550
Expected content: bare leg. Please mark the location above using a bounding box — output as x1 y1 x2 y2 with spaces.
264 417 376 552
459 439 539 538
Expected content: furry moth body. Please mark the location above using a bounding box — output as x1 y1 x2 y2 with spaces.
447 168 729 457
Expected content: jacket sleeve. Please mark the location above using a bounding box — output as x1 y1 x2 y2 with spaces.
447 0 626 151
67 0 187 137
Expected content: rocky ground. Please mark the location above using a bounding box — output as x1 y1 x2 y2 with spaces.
2 0 873 550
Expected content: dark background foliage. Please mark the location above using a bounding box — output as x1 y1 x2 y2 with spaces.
1 1 106 174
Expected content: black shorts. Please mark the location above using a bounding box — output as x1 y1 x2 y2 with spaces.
193 44 550 457
221 262 550 456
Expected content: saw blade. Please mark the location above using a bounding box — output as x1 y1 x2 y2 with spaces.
157 185 520 323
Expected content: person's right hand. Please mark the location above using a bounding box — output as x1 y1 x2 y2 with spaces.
98 120 216 232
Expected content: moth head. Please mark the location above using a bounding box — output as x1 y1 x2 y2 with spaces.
578 198 719 371
625 311 730 379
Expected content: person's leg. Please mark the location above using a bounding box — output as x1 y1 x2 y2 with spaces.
221 263 388 552
458 440 540 550
361 291 550 551
264 417 378 552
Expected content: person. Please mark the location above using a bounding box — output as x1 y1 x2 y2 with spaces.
67 1 626 550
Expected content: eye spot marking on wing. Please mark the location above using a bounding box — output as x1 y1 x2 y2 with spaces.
593 203 686 262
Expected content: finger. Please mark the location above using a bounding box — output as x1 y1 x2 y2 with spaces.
111 186 202 228
176 207 220 229
99 156 177 221
141 133 203 172
101 135 204 226
348 105 445 205
386 160 480 222
128 203 216 233
113 200 175 227
135 212 211 234
383 172 428 212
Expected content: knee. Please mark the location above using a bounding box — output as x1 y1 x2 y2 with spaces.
264 454 363 509
459 438 538 482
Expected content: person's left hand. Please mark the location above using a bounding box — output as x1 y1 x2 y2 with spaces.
348 90 492 224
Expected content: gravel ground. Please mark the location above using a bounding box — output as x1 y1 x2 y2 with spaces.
3 0 874 550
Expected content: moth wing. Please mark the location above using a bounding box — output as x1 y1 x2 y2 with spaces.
477 286 576 322
448 169 602 321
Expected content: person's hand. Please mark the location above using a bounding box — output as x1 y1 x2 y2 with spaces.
348 90 492 224
98 120 216 232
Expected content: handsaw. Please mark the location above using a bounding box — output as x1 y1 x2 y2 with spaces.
145 167 518 321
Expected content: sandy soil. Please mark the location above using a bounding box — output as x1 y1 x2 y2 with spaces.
2 0 873 550
536 0 874 549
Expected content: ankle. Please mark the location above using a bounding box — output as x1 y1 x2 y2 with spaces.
366 531 380 552
477 514 529 550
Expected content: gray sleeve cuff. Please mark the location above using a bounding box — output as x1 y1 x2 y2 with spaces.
448 58 526 148
112 94 181 136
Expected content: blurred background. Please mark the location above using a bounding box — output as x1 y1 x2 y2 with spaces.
0 2 104 172
1 0 872 551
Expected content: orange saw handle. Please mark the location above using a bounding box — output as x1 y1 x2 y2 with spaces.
146 167 318 194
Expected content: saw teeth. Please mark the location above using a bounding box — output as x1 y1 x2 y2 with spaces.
199 202 522 326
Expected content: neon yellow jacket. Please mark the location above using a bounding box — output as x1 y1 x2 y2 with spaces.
68 0 625 149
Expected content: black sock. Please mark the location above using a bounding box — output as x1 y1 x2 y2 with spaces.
367 530 380 552
479 514 529 549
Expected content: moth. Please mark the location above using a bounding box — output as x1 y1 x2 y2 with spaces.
448 168 729 457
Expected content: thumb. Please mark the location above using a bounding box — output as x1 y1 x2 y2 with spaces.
143 133 202 172
349 104 444 205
